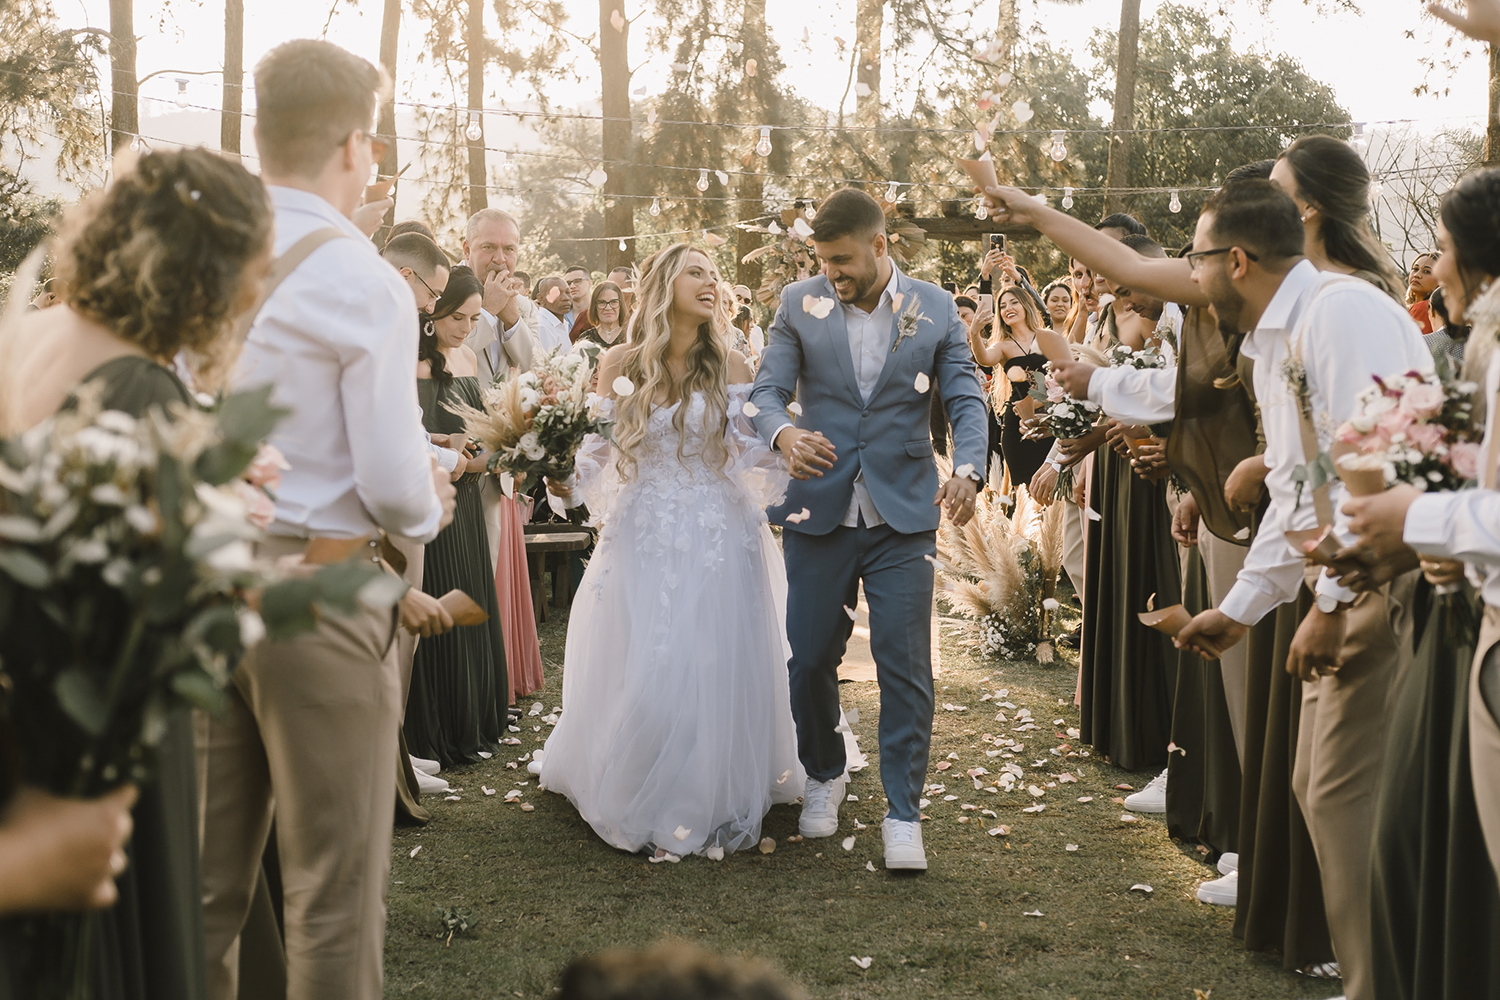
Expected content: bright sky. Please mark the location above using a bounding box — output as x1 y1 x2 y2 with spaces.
48 0 1488 197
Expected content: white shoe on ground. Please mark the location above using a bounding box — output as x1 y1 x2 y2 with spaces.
1123 768 1169 814
527 750 544 776
882 817 928 871
1217 852 1238 875
415 769 452 796
799 775 846 838
410 755 441 777
1196 869 1237 905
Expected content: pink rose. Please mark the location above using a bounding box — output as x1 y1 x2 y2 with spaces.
1450 441 1481 481
1335 420 1366 445
1378 408 1415 436
1045 377 1067 403
233 479 277 530
1399 382 1447 420
1403 421 1445 454
245 444 290 493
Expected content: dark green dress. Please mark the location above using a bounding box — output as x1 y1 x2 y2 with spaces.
1164 545 1241 860
0 356 208 1000
1079 445 1181 771
404 375 509 769
1370 582 1500 999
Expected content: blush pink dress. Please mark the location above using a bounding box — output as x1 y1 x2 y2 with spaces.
495 493 544 702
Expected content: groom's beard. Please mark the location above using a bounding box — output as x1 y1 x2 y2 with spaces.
831 266 878 304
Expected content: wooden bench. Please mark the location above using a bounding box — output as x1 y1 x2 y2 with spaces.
522 527 593 625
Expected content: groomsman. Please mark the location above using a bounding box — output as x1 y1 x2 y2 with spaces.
197 39 455 1000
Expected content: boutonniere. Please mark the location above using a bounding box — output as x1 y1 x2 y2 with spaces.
891 291 930 354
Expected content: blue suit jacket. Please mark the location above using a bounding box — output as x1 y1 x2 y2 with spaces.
749 268 989 535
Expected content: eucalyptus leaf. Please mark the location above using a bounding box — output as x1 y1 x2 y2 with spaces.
259 578 322 639
170 670 227 714
0 515 45 542
310 560 385 613
357 572 409 611
195 441 259 488
0 548 52 588
54 668 109 737
215 387 287 450
185 605 242 652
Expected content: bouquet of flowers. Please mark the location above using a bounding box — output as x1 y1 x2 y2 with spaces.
1332 368 1481 494
0 384 401 997
1105 342 1171 370
456 347 614 491
1026 371 1103 441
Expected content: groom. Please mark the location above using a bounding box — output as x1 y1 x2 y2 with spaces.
750 188 989 871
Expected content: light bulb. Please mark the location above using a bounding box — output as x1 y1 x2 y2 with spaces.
464 112 483 143
1049 130 1067 162
696 169 710 192
1350 121 1368 154
756 126 773 157
1369 176 1384 202
128 136 141 152
649 197 661 217
619 239 628 251
174 77 189 108
1169 190 1182 214
885 181 898 202
1062 186 1074 210
974 200 989 220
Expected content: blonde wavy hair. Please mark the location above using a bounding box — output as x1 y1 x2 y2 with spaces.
611 243 731 482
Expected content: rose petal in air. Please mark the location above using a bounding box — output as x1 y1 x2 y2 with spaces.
587 168 608 188
612 376 636 396
954 463 976 479
777 769 791 785
891 292 905 312
716 170 729 185
705 846 725 861
788 401 803 415
854 82 872 97
546 285 562 303
674 825 691 841
791 217 814 239
802 295 835 319
785 508 811 524
610 8 625 30
914 372 931 393
741 401 760 417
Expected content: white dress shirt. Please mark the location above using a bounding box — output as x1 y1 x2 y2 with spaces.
234 186 444 543
1405 347 1500 605
535 309 570 355
1086 365 1177 426
1218 261 1432 625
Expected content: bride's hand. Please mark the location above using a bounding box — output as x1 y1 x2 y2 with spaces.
776 427 837 481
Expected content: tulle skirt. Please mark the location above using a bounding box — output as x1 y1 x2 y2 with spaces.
539 480 806 856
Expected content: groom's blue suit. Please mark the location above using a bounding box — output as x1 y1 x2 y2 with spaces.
750 264 988 822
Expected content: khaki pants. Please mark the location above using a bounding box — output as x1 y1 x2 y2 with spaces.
1061 495 1087 603
1472 607 1500 883
198 541 401 1000
1200 531 1248 765
1292 568 1414 1000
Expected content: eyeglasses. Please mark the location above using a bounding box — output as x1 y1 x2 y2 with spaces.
346 130 390 163
410 268 440 303
597 299 620 309
1185 246 1258 272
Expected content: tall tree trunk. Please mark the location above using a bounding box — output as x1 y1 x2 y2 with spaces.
734 0 772 289
108 0 136 156
1485 44 1500 167
465 0 487 213
995 0 1018 72
376 0 401 242
854 0 880 126
1103 0 1141 215
600 0 633 270
221 0 243 157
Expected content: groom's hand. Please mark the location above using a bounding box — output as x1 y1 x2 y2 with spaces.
776 427 837 480
935 475 979 526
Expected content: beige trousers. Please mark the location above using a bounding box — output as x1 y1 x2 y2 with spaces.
198 547 401 1000
1061 495 1087 603
389 534 428 823
1472 607 1500 883
1200 531 1249 765
1291 568 1414 1000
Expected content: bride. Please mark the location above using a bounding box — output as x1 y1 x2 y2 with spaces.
539 243 807 859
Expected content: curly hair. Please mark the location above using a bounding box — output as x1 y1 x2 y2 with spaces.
55 148 272 391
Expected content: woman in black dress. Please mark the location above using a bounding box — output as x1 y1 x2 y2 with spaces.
404 270 511 769
0 148 272 1000
967 286 1070 490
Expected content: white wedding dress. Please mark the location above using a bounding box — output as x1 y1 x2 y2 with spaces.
538 384 809 855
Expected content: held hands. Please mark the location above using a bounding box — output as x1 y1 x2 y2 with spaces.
1130 438 1170 482
1049 358 1096 400
0 785 136 915
399 588 454 637
1171 492 1200 547
1057 424 1107 465
935 474 979 527
776 427 837 481
1286 606 1348 682
1174 609 1249 661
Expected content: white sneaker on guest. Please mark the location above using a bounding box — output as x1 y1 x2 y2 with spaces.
415 769 452 796
410 755 441 777
1217 852 1239 875
798 775 846 838
1196 869 1237 905
882 817 928 871
1123 768 1169 814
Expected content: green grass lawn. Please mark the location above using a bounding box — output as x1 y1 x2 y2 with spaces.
384 604 1342 999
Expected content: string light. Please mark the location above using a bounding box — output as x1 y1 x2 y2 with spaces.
1062 186 1074 210
1350 121 1368 155
1370 174 1384 202
885 181 898 201
696 168 710 192
464 111 483 143
1168 190 1182 213
1049 130 1067 162
618 239 627 251
756 126 773 157
649 197 661 216
974 199 988 220
174 78 189 109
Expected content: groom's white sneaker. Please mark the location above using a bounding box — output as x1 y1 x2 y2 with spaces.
799 775 846 838
882 817 927 871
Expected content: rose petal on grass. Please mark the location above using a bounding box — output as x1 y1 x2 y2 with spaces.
852 819 866 830
914 372 931 393
706 846 725 860
936 761 951 771
841 835 856 851
987 825 1010 837
758 837 777 854
482 786 496 796
410 845 422 858
519 802 534 812
1130 883 1154 894
850 956 872 970
1022 803 1045 814
1023 909 1043 918
1120 812 1140 823
1066 843 1079 852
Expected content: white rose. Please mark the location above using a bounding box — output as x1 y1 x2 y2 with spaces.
238 609 267 647
205 539 254 573
518 432 546 461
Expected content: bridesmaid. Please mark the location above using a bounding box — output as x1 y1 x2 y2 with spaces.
0 148 273 1000
404 270 512 768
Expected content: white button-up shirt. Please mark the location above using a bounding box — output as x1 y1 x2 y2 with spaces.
1084 305 1182 425
1219 261 1431 625
1405 347 1500 606
840 265 901 527
234 186 444 543
535 309 570 356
